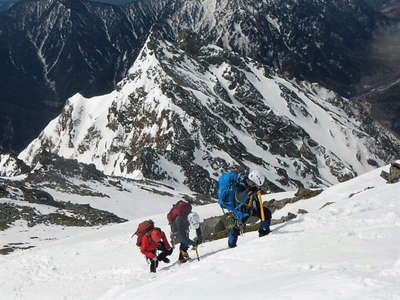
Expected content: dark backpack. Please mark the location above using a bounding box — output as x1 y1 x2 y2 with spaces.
167 201 192 225
217 172 239 210
134 220 154 246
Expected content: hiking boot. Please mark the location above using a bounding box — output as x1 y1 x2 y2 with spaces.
150 259 158 273
179 257 189 264
178 250 190 263
259 228 271 237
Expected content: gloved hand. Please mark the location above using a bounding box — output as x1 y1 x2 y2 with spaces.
156 242 164 250
193 237 202 246
248 185 259 193
234 210 249 220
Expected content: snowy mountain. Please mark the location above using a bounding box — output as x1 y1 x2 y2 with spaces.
1 163 399 299
19 32 400 194
160 0 383 91
0 0 168 152
0 0 15 11
0 0 137 12
1 0 396 153
352 0 400 134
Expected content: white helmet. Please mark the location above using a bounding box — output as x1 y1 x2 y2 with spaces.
188 212 200 229
248 170 265 187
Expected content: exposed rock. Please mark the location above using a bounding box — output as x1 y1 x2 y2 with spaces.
348 186 374 198
0 201 126 231
0 153 31 177
0 245 35 255
380 162 400 183
320 202 335 210
200 211 298 242
267 188 323 213
295 187 323 199
22 189 62 208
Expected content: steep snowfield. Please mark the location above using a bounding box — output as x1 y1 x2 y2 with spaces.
1 164 400 299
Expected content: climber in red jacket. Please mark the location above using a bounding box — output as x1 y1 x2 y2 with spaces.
139 227 173 273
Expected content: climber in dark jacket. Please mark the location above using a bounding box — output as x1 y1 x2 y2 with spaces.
171 211 202 263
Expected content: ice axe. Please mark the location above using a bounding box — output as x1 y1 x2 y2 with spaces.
257 191 266 221
192 246 200 261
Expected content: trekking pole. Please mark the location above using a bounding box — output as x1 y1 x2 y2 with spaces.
221 207 226 215
194 247 200 261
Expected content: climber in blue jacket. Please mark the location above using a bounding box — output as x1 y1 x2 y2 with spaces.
217 169 272 248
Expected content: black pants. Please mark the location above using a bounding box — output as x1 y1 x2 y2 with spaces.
150 258 158 273
157 248 173 261
240 197 272 235
149 248 173 273
241 198 271 224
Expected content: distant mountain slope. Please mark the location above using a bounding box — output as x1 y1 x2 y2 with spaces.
352 0 400 135
1 0 395 153
0 0 168 152
19 32 400 194
160 0 384 92
0 0 16 11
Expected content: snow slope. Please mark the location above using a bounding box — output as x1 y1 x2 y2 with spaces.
1 164 400 299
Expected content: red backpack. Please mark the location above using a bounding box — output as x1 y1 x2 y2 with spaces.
134 220 154 246
167 200 192 225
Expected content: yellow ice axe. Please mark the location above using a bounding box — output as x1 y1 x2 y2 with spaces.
257 191 265 221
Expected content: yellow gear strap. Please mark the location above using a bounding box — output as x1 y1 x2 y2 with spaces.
257 191 265 221
247 196 253 208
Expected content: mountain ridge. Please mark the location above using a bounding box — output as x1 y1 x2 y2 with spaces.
18 31 400 194
1 0 398 153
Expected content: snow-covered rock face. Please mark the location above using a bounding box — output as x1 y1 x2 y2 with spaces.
0 0 169 152
161 0 383 90
0 0 392 154
19 32 400 194
0 153 30 177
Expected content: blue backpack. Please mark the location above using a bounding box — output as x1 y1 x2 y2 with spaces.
217 172 239 211
217 172 250 220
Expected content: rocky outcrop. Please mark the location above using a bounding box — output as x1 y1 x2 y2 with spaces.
200 211 298 242
0 154 129 231
267 188 323 213
0 201 126 231
381 162 400 183
0 153 30 177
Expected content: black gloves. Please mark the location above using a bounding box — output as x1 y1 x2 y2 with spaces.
157 242 164 250
195 228 203 245
249 185 259 193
